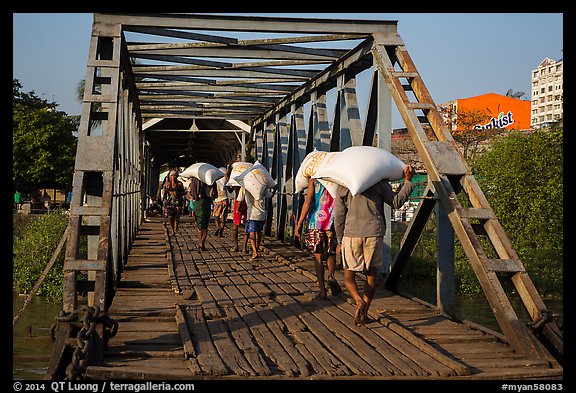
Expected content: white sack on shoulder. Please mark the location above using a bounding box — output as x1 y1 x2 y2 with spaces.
226 161 253 187
317 179 339 198
233 160 276 200
180 162 225 185
312 146 406 196
295 149 338 193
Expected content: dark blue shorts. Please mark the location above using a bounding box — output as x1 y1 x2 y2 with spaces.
246 219 265 233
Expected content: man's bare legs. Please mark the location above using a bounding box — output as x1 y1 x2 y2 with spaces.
326 254 341 295
344 266 377 326
326 254 337 281
198 228 207 251
231 225 239 251
231 224 249 252
169 217 178 235
362 266 378 321
249 232 259 260
313 253 327 299
242 229 249 253
255 231 262 251
214 214 225 237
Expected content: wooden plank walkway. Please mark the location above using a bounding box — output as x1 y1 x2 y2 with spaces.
85 217 562 380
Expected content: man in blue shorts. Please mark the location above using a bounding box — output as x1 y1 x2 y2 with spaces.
240 187 276 261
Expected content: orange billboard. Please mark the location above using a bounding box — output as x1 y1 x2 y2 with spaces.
456 93 531 131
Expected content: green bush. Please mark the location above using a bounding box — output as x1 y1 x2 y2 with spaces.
393 129 563 300
473 129 563 298
13 211 68 303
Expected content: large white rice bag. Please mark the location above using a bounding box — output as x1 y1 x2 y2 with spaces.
317 179 339 198
233 160 276 200
179 162 225 185
226 161 253 187
312 146 407 196
295 149 338 193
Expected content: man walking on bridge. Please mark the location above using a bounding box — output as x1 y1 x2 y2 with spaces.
188 175 215 251
334 164 415 326
164 170 186 236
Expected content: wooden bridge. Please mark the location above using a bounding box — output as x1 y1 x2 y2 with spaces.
44 13 562 381
72 217 559 380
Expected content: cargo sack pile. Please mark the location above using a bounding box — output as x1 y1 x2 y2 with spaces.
312 146 407 196
233 161 276 200
226 161 253 187
180 162 225 185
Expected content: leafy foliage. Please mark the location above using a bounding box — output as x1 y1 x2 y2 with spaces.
13 79 77 187
13 212 69 302
393 129 563 299
472 129 563 297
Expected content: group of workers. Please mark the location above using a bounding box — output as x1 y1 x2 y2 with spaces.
160 159 415 327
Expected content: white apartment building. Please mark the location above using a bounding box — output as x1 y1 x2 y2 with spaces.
531 57 563 129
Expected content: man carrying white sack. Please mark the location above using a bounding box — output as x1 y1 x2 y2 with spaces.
334 164 415 327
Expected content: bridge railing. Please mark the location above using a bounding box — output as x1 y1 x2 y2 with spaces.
46 20 143 380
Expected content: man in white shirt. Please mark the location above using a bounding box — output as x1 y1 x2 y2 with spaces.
239 187 275 261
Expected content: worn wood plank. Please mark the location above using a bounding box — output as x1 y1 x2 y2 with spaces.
185 305 229 375
175 304 196 359
204 316 257 376
237 304 301 377
323 303 424 376
223 306 272 376
225 248 351 376
257 247 454 377
261 253 465 377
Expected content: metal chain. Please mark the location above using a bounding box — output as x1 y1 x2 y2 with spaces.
49 310 79 342
49 306 118 380
65 306 99 380
527 308 555 335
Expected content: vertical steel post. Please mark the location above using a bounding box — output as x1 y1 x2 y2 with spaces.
436 202 456 316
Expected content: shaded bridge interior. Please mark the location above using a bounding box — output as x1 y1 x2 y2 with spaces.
55 12 561 380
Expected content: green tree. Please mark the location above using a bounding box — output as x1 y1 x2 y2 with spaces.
13 79 77 188
472 129 563 297
438 105 504 162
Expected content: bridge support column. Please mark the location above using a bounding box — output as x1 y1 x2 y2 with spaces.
436 202 456 316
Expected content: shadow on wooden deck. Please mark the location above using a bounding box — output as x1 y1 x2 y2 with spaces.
85 217 562 381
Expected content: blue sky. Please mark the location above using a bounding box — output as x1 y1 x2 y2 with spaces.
13 13 563 129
